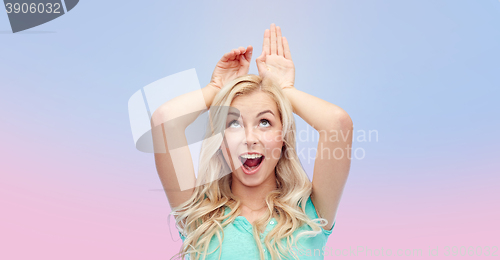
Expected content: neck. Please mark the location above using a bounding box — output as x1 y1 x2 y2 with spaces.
231 171 278 210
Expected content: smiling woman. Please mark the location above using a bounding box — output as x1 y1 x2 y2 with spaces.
150 23 353 260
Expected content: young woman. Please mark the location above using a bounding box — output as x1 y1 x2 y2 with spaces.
150 24 353 260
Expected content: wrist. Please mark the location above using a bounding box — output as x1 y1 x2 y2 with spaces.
282 87 298 114
206 82 221 92
202 84 220 108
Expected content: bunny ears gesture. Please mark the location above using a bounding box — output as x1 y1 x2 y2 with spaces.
209 23 295 91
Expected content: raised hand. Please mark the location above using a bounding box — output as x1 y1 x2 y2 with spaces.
209 46 253 90
256 24 295 90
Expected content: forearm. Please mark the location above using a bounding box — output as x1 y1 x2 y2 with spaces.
283 88 350 131
151 84 219 129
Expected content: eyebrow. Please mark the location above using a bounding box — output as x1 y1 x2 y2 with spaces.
227 110 275 119
257 110 275 117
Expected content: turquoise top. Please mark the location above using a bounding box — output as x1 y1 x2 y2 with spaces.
178 196 335 260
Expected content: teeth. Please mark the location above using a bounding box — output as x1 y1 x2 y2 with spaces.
240 154 263 159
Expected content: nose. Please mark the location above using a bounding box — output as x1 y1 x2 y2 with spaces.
244 126 259 146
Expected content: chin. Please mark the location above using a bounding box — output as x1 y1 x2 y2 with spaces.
234 169 261 184
233 165 273 187
238 179 263 187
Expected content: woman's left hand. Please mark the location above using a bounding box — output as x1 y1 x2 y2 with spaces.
209 46 253 90
256 24 295 90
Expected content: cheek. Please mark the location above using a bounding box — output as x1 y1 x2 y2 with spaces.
221 134 240 167
220 144 236 171
222 133 239 154
269 143 283 161
262 129 283 143
263 131 283 161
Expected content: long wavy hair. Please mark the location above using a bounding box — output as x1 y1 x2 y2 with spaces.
170 74 328 260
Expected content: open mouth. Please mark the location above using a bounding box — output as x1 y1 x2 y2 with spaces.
239 154 265 172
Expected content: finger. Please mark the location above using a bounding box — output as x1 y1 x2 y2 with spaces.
226 51 233 61
221 52 231 62
226 50 234 61
224 49 237 61
255 50 264 62
260 50 266 60
244 45 253 62
230 49 240 61
262 29 270 55
255 51 264 66
255 51 267 75
239 46 247 61
283 37 292 60
270 23 277 55
239 53 248 66
277 26 284 57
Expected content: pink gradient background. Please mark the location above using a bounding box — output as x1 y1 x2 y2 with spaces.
1 120 498 259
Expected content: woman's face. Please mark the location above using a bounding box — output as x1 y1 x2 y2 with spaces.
221 90 284 187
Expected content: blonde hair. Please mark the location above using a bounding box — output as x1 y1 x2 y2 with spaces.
170 74 327 260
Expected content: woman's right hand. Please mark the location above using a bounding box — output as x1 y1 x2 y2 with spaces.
256 23 295 90
209 46 253 90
